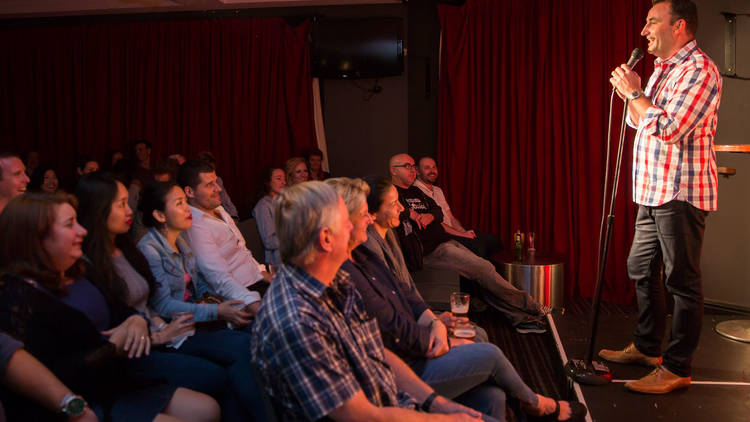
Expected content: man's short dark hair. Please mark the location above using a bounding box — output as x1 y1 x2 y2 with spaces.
132 139 152 150
305 147 324 160
177 160 215 189
0 152 20 181
417 156 435 167
196 150 217 167
74 155 95 172
653 0 698 36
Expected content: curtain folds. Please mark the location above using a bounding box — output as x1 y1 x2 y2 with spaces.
0 17 316 216
438 0 653 302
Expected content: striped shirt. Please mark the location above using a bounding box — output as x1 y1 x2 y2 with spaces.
251 264 411 421
629 40 722 211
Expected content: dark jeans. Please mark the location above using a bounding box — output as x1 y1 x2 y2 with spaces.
423 240 542 327
627 201 707 377
452 231 503 260
176 329 265 421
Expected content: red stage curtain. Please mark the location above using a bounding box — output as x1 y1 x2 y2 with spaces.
438 0 654 302
0 17 316 216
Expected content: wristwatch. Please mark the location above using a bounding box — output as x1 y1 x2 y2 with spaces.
629 90 643 100
59 393 87 417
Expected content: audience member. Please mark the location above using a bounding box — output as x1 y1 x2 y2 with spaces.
329 177 586 422
251 181 484 422
178 161 269 315
153 160 178 183
0 333 98 421
169 154 187 165
137 181 255 327
75 173 252 420
284 156 309 186
252 166 286 266
0 192 219 422
415 157 503 259
0 152 30 214
24 150 39 177
75 156 100 177
390 153 548 334
74 156 100 190
108 149 124 171
197 151 239 222
138 180 268 420
131 139 154 186
361 175 494 340
305 147 329 181
29 165 60 194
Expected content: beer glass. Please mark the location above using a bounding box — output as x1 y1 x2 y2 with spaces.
450 292 470 318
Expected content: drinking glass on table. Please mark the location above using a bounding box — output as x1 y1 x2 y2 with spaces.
528 232 536 252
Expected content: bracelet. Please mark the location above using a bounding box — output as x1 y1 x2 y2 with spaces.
154 322 166 332
420 391 438 412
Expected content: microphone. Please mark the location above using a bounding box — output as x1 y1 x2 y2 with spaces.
611 48 645 93
626 48 644 68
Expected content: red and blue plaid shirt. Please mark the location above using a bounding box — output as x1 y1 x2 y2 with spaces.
629 40 722 211
251 264 414 421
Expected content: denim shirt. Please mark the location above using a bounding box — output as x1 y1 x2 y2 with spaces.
137 228 219 322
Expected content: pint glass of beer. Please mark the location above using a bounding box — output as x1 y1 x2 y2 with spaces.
450 292 470 318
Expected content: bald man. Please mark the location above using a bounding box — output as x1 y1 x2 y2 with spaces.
389 153 547 334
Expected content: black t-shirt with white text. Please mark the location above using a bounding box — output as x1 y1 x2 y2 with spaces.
395 185 451 255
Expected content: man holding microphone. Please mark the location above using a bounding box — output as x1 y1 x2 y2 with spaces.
599 0 722 394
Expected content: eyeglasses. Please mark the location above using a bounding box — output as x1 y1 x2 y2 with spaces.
392 163 416 171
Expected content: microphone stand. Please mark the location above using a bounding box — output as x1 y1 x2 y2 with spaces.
564 89 631 385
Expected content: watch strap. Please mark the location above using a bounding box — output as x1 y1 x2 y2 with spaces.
421 391 438 412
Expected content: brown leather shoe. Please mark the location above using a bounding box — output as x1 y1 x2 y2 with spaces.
625 365 691 394
598 343 661 366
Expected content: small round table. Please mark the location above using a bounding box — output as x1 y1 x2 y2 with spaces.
494 251 565 308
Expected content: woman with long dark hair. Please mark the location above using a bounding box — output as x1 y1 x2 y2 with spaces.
138 181 254 326
0 193 219 422
77 173 263 421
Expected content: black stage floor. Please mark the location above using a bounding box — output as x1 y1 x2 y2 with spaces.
551 301 750 422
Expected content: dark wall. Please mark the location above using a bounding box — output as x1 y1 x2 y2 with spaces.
695 0 750 310
316 3 407 177
319 1 442 178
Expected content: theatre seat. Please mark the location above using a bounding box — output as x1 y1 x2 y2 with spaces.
411 268 461 311
237 218 267 265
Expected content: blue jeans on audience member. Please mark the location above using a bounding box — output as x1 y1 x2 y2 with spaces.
125 350 229 407
174 329 264 422
413 342 537 422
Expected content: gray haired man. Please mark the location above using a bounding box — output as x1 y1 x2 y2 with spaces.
250 181 483 422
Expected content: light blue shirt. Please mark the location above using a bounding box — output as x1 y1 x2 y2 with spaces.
252 195 281 266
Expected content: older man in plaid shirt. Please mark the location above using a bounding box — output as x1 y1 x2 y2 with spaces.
250 181 483 422
600 0 722 394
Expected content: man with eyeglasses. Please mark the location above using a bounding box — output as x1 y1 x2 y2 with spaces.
389 154 548 334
